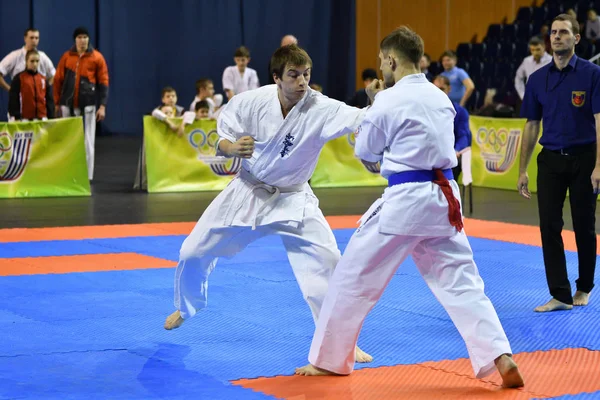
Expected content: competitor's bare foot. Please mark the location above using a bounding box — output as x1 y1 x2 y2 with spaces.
164 310 185 330
355 346 373 363
534 298 573 312
294 364 339 376
495 354 524 388
573 291 590 306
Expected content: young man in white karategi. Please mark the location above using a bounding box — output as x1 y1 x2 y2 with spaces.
295 27 525 389
164 44 377 363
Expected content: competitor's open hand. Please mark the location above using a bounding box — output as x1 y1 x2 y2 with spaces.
231 136 255 158
366 79 384 103
517 172 530 199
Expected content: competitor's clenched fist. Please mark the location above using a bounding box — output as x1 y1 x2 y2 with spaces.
366 79 385 102
220 136 255 158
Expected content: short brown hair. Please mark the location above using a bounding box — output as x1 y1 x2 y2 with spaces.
161 86 176 97
433 75 450 86
195 78 213 92
380 26 424 66
552 13 580 35
234 46 251 58
528 36 544 46
25 49 39 61
441 50 457 60
270 44 313 79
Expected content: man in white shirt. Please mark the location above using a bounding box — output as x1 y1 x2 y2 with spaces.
514 36 552 100
164 44 377 364
222 46 260 100
0 28 55 92
295 26 525 390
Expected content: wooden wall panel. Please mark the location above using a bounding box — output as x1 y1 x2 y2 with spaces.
355 0 534 90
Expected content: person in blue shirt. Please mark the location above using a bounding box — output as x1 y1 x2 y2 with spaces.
433 75 472 180
440 50 475 107
518 13 600 313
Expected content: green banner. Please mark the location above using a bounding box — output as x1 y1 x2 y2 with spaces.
311 133 387 188
0 117 90 198
469 116 542 193
143 116 240 193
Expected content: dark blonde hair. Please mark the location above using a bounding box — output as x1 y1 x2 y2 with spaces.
380 26 424 66
270 44 313 80
553 13 580 35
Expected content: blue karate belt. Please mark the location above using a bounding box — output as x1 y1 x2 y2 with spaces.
388 169 454 186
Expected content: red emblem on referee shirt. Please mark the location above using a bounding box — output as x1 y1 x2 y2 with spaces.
572 91 585 107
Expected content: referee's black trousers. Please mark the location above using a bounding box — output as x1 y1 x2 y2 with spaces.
536 145 597 304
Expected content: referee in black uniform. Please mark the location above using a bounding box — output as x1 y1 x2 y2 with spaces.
518 13 600 312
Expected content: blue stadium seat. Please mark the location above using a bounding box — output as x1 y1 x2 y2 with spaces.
516 7 533 22
471 43 485 60
501 42 515 59
516 22 533 41
468 61 482 80
514 42 530 62
482 61 496 79
429 62 442 77
456 43 471 60
483 42 500 61
532 7 546 22
486 24 503 42
502 24 517 42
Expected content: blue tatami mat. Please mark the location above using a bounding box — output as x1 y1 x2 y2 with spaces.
1 229 599 399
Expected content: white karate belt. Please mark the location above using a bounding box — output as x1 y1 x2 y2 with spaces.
238 168 305 230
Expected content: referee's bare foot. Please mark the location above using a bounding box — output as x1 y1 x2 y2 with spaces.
495 354 524 388
294 364 340 376
164 310 185 330
355 346 373 363
534 298 572 312
573 291 590 306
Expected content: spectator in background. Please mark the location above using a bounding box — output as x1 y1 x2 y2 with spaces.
432 75 471 181
195 100 210 120
158 87 184 116
346 68 378 108
268 35 298 84
189 78 222 118
8 49 54 121
537 24 553 54
586 9 600 43
514 36 552 101
0 28 55 93
476 88 515 117
419 53 433 81
440 50 475 107
54 27 109 182
309 83 323 92
222 46 260 101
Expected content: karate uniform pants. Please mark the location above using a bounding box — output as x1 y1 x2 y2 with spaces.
308 206 512 378
174 188 341 322
61 105 96 180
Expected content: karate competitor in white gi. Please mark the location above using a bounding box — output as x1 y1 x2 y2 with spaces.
295 27 525 389
164 44 375 363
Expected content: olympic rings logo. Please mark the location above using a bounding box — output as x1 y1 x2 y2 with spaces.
476 127 509 154
187 128 242 176
476 127 521 173
188 128 220 152
0 132 12 159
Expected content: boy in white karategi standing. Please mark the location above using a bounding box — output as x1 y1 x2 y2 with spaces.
164 44 378 363
295 27 525 389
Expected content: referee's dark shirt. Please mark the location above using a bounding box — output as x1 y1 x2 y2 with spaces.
520 55 600 150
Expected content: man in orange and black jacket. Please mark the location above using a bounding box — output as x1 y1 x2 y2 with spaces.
8 49 54 120
54 26 109 181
